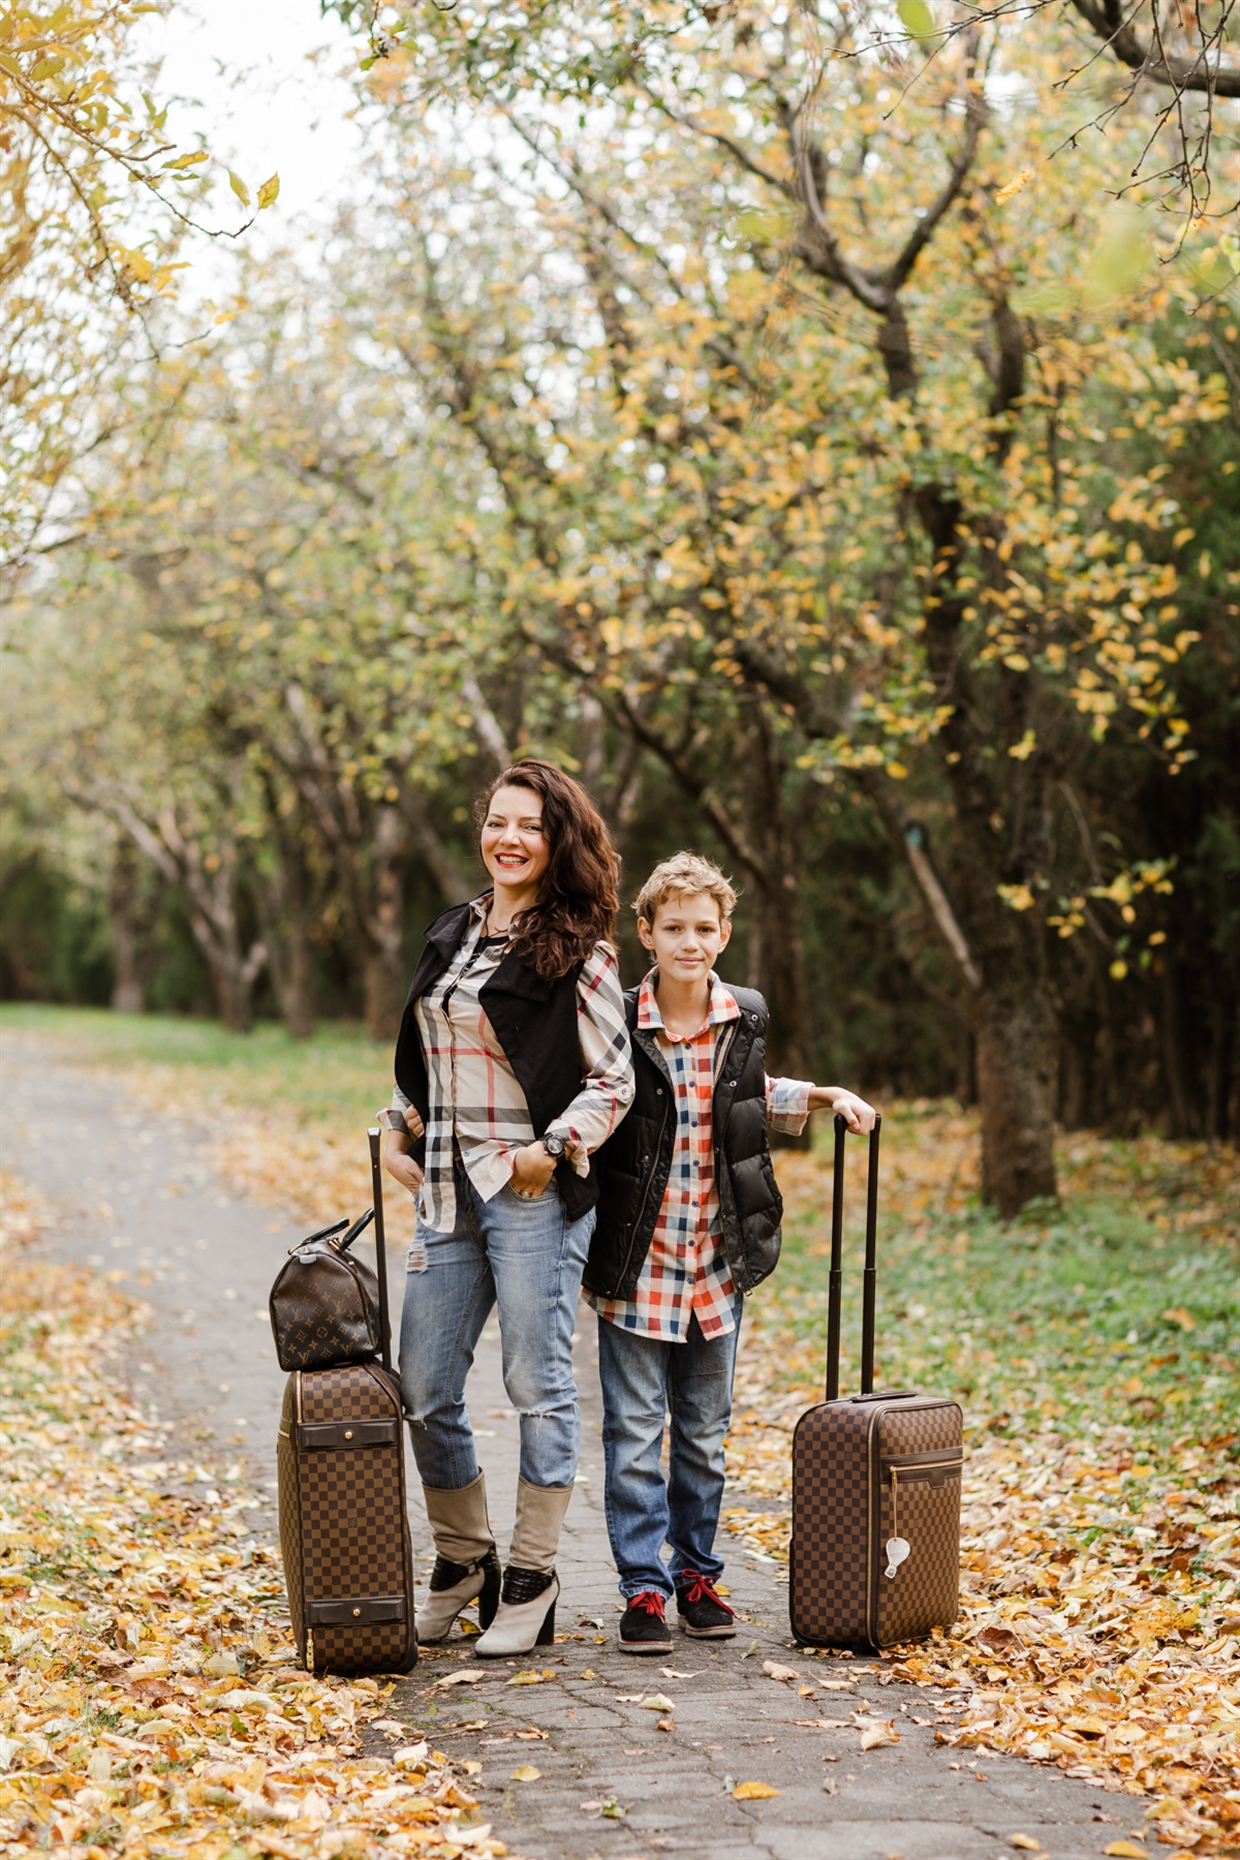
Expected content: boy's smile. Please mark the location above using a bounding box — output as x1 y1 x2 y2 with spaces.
639 891 732 1031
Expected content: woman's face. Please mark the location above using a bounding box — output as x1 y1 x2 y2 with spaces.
480 784 551 897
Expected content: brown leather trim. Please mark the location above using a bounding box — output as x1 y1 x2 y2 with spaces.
884 1449 965 1482
295 1419 398 1451
306 1594 408 1627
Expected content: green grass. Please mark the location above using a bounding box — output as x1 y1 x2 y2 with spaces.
0 1002 396 1131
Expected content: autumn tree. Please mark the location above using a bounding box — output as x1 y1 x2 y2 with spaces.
319 1 1235 1211
1 1 276 571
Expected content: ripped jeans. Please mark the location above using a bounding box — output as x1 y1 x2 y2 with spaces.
398 1162 595 1491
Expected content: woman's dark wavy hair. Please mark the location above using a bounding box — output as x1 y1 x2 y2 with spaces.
474 759 619 981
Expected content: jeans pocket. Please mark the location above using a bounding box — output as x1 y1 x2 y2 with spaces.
505 1176 559 1205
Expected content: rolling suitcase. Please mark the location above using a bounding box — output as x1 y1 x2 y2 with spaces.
789 1113 963 1650
276 1128 418 1676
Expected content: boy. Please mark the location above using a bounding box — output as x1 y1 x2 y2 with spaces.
583 853 876 1653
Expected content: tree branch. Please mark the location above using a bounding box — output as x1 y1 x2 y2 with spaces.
1070 0 1240 94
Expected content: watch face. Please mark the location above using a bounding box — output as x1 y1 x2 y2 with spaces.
544 1135 566 1158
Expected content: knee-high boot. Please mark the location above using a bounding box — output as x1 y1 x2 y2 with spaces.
416 1472 501 1644
474 1478 573 1658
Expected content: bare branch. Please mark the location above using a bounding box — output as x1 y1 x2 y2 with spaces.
1069 0 1240 94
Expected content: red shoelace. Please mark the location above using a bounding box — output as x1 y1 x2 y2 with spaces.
678 1572 733 1613
628 1590 667 1619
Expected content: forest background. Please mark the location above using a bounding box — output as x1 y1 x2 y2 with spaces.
1 0 1238 1215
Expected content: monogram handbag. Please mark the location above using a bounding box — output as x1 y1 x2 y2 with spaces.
269 1207 384 1372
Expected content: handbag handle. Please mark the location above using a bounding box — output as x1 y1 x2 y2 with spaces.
367 1127 393 1374
824 1111 882 1402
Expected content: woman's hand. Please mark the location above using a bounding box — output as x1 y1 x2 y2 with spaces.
384 1131 425 1199
808 1086 878 1133
510 1140 557 1200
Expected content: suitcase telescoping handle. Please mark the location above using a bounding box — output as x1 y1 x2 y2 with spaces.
366 1127 393 1374
825 1110 882 1402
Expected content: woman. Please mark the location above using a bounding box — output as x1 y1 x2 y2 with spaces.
383 759 634 1658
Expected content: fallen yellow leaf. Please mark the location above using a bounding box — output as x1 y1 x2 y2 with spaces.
763 1660 799 1682
510 1765 542 1782
1010 1839 1042 1853
733 1780 780 1799
437 1667 488 1687
507 1668 556 1686
1104 1844 1148 1857
1064 1714 1109 1737
859 1721 900 1750
641 1693 675 1711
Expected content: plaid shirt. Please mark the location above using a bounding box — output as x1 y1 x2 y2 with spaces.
585 971 811 1342
393 895 633 1233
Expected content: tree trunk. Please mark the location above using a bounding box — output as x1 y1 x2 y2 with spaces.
1159 959 1195 1137
254 785 319 1040
281 927 317 1041
180 843 266 1035
207 953 258 1034
107 839 156 1014
741 699 814 1145
98 792 265 1034
974 980 1058 1215
363 805 409 1040
364 948 408 1042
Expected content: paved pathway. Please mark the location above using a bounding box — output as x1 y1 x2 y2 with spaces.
1 1032 1141 1860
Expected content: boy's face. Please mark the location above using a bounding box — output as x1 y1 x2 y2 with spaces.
638 890 732 983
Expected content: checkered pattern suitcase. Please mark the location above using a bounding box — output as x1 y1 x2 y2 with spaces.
789 1115 963 1650
276 1129 418 1676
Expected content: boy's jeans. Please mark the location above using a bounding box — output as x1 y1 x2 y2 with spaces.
596 1311 741 1598
400 1164 595 1491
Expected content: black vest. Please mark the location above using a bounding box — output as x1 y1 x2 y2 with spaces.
584 985 783 1302
393 901 597 1222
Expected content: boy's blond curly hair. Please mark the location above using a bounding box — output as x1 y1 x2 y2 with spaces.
634 852 738 926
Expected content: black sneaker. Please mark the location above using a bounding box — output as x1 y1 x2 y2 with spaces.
618 1590 673 1654
674 1571 737 1638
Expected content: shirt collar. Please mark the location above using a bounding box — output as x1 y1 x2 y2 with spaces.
637 970 741 1035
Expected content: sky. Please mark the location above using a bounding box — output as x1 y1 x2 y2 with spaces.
137 0 372 289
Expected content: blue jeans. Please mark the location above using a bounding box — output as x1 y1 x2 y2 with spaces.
597 1311 741 1598
400 1166 596 1491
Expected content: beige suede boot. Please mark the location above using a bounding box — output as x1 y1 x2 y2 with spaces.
474 1479 573 1658
416 1472 501 1645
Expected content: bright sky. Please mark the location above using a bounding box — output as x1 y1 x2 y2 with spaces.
139 0 370 289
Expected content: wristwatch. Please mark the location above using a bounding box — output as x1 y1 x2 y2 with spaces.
542 1133 568 1160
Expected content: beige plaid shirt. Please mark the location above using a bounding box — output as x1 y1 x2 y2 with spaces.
394 896 633 1232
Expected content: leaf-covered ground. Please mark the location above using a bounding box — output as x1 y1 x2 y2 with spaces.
723 1105 1240 1855
3 1010 1237 1853
0 1176 510 1860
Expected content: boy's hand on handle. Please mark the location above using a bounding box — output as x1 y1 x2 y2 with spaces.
809 1087 878 1133
510 1140 557 1199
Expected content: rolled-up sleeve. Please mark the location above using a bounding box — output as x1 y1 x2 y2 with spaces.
545 943 634 1174
766 1074 812 1136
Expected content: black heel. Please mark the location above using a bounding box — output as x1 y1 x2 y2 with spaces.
536 1597 556 1646
478 1548 501 1630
